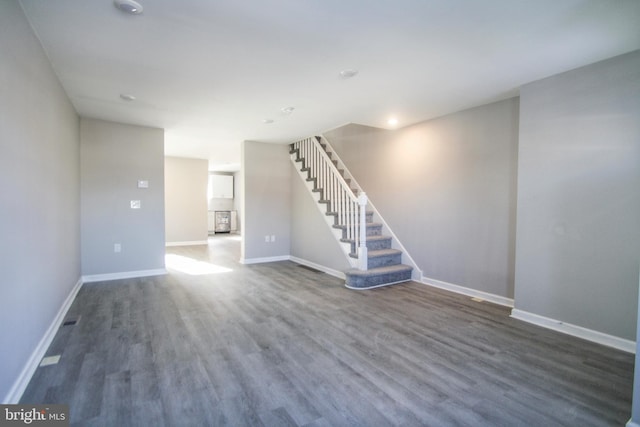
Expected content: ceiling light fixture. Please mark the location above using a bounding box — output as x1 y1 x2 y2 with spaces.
388 117 398 126
120 93 136 101
281 106 295 115
113 0 143 15
339 69 358 79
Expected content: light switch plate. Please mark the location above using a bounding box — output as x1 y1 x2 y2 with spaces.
137 180 149 188
131 200 141 209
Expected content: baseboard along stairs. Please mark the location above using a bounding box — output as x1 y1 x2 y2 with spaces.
290 136 414 289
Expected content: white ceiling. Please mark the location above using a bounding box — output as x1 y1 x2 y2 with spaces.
19 0 640 171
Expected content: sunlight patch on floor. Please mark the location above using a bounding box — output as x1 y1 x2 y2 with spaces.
165 254 233 275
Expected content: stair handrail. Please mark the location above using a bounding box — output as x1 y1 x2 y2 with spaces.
291 137 368 270
317 134 424 280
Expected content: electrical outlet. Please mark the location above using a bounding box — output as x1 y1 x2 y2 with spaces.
114 243 121 253
137 180 149 188
270 235 276 242
265 235 270 243
130 200 141 209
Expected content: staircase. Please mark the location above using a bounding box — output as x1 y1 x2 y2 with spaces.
289 136 414 289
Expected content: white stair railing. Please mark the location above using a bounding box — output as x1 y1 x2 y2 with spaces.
291 137 368 270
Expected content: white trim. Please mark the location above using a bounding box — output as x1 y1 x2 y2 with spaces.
165 240 208 247
626 419 640 427
421 276 514 307
289 256 346 279
240 255 290 265
510 309 636 354
346 278 411 291
3 277 83 404
82 268 167 283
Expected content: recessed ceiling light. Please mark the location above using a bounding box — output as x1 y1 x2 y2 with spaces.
281 107 295 115
388 117 398 126
339 69 358 79
120 93 136 101
263 119 274 124
114 0 143 15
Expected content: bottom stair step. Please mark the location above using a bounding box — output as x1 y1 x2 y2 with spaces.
349 248 402 268
345 264 412 289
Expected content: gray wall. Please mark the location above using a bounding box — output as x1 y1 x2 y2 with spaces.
327 97 520 298
633 268 640 426
290 163 352 271
514 50 640 340
81 119 165 275
241 141 291 261
0 1 80 402
233 171 242 234
165 157 208 243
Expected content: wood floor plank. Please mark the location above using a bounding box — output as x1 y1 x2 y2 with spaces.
130 400 165 427
69 352 106 423
101 370 132 427
19 235 634 426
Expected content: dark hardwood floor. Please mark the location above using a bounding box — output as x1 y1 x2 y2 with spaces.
21 234 634 426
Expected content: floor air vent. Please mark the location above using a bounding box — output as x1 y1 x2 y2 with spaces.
298 265 323 273
63 316 80 326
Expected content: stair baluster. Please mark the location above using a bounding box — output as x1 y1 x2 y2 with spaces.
290 137 367 270
357 192 368 270
290 136 414 289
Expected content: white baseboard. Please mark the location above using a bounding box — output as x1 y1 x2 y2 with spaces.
346 278 411 291
3 277 83 404
510 309 636 354
289 256 346 279
165 240 208 247
240 255 290 265
82 268 167 283
421 276 514 307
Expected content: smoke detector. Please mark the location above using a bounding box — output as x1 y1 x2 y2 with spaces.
114 0 143 15
339 69 359 79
